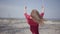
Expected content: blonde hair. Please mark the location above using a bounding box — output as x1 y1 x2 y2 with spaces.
31 9 44 24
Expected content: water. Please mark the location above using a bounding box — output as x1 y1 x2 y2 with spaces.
0 19 60 34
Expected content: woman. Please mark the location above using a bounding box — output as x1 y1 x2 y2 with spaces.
24 6 44 34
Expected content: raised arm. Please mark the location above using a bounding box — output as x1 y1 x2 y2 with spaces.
40 5 44 18
24 6 27 13
24 6 31 19
40 5 47 21
41 5 44 13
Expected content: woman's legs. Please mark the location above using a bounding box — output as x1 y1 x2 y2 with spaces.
30 25 39 34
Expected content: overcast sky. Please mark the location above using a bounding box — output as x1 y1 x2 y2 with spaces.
0 0 60 19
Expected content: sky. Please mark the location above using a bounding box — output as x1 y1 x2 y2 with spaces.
0 0 60 19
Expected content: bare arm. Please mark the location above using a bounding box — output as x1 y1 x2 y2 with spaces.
40 5 45 18
40 5 47 21
24 6 27 13
41 5 44 13
24 6 32 19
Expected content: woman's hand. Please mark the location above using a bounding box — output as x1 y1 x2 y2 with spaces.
24 6 27 11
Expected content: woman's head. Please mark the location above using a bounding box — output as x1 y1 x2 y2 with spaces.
31 9 43 24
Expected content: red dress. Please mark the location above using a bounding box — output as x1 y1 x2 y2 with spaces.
24 12 44 34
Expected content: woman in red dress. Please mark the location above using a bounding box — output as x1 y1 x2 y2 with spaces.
24 6 44 34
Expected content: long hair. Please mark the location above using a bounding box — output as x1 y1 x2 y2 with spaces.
31 9 44 24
